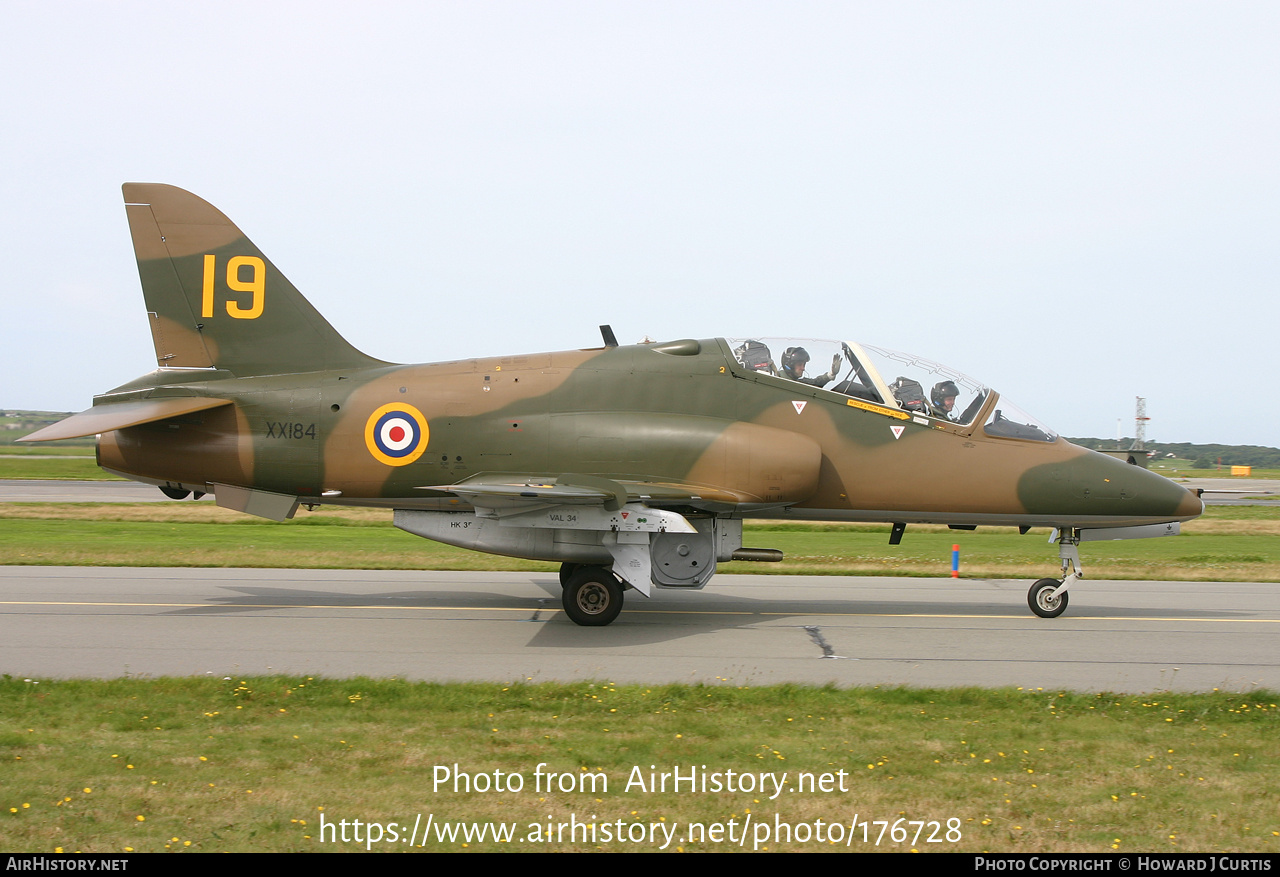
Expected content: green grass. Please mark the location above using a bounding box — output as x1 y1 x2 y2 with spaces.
0 504 553 572
0 412 92 449
0 446 96 456
1149 463 1280 480
0 456 119 480
1 677 1276 853
2 503 1279 580
2 475 1276 854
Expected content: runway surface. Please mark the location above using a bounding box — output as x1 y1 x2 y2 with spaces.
1187 476 1280 505
3 566 1277 693
0 479 190 502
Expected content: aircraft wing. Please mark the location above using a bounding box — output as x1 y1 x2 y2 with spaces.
420 474 752 513
17 397 234 442
413 475 723 597
620 481 755 505
421 479 626 511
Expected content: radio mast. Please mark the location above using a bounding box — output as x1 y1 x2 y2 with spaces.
1131 397 1149 451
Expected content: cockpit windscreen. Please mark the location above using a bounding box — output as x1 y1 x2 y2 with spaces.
726 337 1057 441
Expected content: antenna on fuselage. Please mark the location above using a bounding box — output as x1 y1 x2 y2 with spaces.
599 325 619 347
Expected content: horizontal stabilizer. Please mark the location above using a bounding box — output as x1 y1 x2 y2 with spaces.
17 397 233 442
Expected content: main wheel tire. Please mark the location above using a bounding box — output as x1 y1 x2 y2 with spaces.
562 567 624 626
1028 578 1069 618
558 563 581 588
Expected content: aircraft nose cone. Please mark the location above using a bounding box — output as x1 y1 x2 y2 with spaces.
1118 460 1205 521
1019 450 1206 525
1174 483 1205 520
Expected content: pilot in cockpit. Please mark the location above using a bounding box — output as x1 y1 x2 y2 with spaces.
778 347 842 388
931 380 960 421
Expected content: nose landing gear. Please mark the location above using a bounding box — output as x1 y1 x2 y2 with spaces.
1028 529 1081 619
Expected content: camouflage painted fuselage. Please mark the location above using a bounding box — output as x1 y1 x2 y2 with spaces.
93 337 1201 530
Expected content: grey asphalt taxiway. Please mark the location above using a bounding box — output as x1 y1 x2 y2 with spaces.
3 478 1277 692
0 478 186 502
3 566 1277 692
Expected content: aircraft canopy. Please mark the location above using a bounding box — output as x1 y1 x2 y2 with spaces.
725 337 1057 442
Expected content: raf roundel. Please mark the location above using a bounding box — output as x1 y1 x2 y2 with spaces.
364 403 429 467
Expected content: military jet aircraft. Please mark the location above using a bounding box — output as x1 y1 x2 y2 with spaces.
21 184 1204 625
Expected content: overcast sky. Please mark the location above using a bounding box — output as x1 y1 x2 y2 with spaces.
3 2 1277 446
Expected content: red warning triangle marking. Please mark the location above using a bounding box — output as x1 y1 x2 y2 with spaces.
890 425 905 439
792 401 807 414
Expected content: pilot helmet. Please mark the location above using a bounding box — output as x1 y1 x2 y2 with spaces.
781 347 810 372
931 380 960 407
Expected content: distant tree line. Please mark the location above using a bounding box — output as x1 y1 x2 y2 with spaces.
1066 438 1280 469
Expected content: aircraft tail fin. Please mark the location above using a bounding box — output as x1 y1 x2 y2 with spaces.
122 183 387 376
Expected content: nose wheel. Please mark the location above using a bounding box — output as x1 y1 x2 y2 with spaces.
1028 578 1069 618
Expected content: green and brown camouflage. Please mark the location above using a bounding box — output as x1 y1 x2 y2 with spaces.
21 184 1203 624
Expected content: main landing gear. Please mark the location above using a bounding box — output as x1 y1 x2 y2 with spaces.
559 563 625 627
1027 528 1082 619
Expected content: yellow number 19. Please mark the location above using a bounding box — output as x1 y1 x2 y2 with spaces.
202 254 266 320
